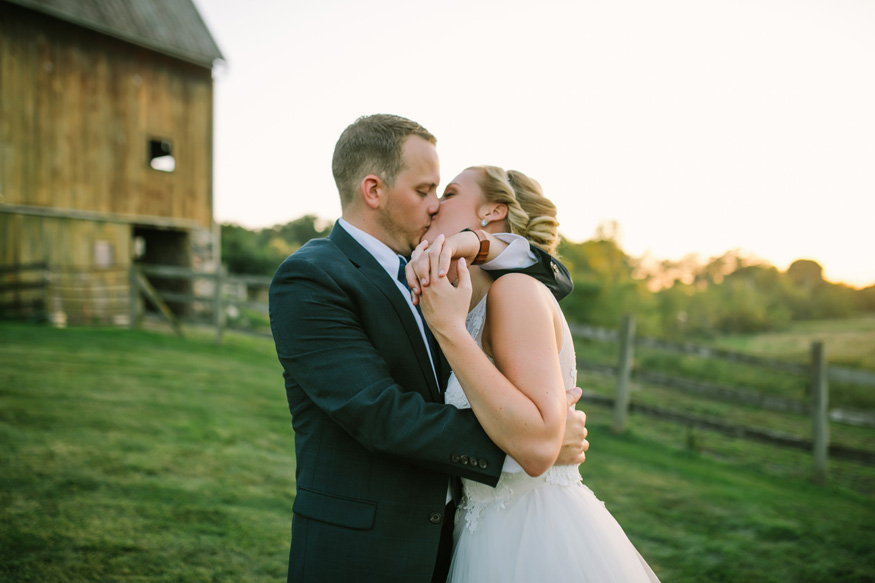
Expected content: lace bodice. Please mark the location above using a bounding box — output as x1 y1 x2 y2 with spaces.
445 293 578 407
445 290 583 533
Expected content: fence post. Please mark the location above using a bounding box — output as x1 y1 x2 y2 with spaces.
613 314 636 433
811 341 829 485
214 265 224 345
128 265 139 330
40 262 50 322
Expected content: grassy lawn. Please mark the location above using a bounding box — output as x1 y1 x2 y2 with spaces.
1 322 874 582
712 315 875 370
1 323 292 582
574 314 875 487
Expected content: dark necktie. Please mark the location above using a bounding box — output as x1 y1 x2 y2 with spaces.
397 256 441 376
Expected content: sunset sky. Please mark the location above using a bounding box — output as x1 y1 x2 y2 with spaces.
194 0 875 288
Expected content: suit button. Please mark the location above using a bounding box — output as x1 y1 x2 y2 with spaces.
460 455 469 465
551 262 559 273
429 512 442 524
479 459 488 469
469 457 478 467
451 455 460 463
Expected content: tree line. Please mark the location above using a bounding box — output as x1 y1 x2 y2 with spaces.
221 216 875 339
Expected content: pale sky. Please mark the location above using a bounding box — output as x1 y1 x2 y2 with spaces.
194 0 875 288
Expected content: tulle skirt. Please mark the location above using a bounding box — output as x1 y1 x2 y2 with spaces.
447 466 661 583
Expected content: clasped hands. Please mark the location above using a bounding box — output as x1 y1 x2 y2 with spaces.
405 233 590 466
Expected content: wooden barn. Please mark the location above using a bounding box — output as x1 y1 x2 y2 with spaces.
0 0 224 326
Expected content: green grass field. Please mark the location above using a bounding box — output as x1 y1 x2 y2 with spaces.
1 322 873 582
574 314 875 492
713 315 875 370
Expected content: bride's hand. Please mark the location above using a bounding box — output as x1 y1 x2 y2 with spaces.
405 233 469 304
417 239 472 342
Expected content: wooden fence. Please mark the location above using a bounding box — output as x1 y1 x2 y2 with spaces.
118 265 875 484
130 264 272 343
0 262 50 321
0 262 271 335
571 315 875 484
1 262 135 326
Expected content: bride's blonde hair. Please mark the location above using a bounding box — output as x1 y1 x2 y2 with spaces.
469 165 560 256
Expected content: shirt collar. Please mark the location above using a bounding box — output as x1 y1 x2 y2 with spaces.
338 218 405 281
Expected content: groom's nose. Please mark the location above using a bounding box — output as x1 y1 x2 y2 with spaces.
426 196 440 216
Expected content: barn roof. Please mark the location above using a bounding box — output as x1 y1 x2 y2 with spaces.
4 0 224 68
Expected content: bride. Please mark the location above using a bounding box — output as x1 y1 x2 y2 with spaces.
410 166 661 582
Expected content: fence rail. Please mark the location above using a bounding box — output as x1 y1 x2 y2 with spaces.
577 314 875 484
579 390 875 465
0 262 49 320
578 359 875 429
131 264 273 342
570 322 874 385
15 262 870 486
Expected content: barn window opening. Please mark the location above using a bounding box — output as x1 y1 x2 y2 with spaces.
94 240 114 268
149 139 176 172
133 236 146 259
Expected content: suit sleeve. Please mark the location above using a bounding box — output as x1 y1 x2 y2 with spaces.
485 244 573 301
269 254 505 485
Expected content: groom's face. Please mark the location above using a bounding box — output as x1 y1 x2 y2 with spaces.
377 135 441 256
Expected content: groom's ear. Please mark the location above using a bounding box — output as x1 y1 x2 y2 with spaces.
360 175 383 210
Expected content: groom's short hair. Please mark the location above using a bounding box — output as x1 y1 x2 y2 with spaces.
332 114 436 207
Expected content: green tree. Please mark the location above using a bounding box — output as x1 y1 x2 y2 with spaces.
558 226 657 333
220 224 283 275
855 285 875 312
220 215 332 276
782 259 857 319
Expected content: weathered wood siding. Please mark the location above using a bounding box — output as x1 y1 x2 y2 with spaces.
0 213 130 267
0 2 214 229
0 212 132 324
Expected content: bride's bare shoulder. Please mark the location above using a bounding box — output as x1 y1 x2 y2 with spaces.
487 273 552 313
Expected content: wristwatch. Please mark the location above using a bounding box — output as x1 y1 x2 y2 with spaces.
462 228 490 265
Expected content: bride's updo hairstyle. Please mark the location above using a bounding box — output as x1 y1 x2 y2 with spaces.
470 165 560 256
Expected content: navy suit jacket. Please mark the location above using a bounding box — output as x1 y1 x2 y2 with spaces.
269 222 571 582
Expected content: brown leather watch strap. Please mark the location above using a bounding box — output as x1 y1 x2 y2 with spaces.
463 228 490 265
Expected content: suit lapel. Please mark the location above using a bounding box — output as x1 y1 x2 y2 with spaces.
329 224 442 401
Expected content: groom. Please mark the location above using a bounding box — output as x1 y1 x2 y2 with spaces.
269 114 588 583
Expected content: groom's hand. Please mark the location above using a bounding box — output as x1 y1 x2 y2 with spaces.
556 387 589 465
408 235 456 294
407 236 461 306
406 231 510 305
406 240 430 305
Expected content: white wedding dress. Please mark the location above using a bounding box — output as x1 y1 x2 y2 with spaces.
444 292 661 583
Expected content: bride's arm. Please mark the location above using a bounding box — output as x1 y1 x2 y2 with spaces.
420 263 567 477
407 232 573 302
406 232 509 295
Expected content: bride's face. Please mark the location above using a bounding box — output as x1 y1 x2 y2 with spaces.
422 169 486 244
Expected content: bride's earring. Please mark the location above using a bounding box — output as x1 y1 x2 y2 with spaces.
480 218 489 227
